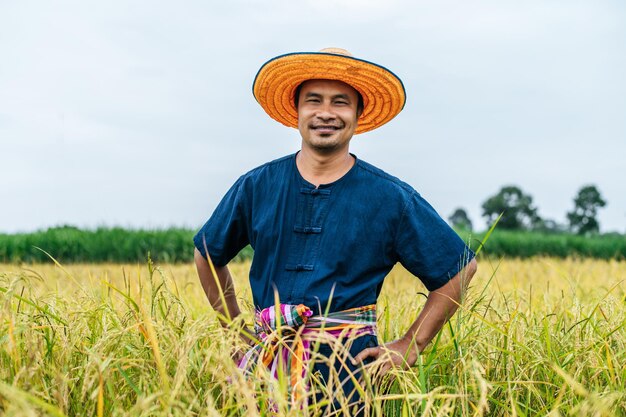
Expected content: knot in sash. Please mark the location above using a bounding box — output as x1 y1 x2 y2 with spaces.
238 303 377 406
254 304 313 339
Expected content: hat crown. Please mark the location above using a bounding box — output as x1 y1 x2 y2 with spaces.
319 47 353 57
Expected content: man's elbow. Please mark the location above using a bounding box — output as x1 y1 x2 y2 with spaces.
431 258 478 296
445 258 477 289
462 258 478 285
444 258 477 301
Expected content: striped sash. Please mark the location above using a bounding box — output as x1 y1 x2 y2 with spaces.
238 304 377 403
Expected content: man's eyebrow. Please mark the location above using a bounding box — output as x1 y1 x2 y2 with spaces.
332 93 352 101
303 92 352 101
303 92 322 98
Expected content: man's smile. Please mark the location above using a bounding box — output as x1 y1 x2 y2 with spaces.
310 124 343 135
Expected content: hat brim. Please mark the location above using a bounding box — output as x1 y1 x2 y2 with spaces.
253 52 406 134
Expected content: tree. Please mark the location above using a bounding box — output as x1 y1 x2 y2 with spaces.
567 185 606 235
448 208 473 231
481 185 541 230
532 218 567 234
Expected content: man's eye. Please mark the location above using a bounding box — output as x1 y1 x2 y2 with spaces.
335 101 348 105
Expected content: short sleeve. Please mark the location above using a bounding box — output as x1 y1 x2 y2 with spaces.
193 176 250 267
393 192 475 291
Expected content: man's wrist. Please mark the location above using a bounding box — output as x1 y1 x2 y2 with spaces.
400 334 421 366
223 315 257 346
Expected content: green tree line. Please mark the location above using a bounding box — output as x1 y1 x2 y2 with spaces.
1 184 622 264
1 225 624 264
449 184 611 235
0 226 253 264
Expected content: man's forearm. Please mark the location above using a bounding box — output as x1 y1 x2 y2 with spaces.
194 248 242 324
353 258 478 368
403 258 478 356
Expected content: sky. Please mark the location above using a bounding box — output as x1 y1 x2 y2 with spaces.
1 0 625 234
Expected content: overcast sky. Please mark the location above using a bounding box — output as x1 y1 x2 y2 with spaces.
1 0 625 234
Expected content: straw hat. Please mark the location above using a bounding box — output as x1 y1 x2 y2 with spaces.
253 48 406 134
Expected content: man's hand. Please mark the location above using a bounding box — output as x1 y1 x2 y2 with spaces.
354 258 478 377
353 337 419 375
227 318 258 365
226 324 257 366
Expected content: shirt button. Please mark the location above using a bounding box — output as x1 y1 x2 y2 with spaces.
311 189 318 195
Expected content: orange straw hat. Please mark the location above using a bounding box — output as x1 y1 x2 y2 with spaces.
253 48 406 134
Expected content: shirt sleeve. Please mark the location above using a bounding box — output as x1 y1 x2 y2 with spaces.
193 175 250 267
393 192 475 291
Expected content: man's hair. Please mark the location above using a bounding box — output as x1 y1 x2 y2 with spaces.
294 82 364 118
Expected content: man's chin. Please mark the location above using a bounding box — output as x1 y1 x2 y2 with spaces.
310 135 338 146
309 141 343 154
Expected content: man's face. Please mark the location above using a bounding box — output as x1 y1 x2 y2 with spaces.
296 79 360 154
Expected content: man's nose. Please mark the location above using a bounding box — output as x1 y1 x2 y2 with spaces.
315 102 335 120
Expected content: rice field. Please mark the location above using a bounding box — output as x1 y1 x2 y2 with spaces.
1 257 625 416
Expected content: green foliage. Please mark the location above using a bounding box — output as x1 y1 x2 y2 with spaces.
1 226 624 263
532 218 568 234
448 208 473 232
459 229 626 259
0 226 254 264
481 185 541 231
567 185 607 235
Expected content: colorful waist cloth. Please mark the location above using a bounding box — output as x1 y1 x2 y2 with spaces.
237 304 377 402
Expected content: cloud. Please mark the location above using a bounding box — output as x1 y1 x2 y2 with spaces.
1 0 624 233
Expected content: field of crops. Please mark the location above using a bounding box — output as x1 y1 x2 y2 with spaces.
2 227 625 263
1 257 625 416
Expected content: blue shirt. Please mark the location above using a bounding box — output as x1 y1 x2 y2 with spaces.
194 153 474 315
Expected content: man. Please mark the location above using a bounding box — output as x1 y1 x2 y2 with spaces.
194 48 477 411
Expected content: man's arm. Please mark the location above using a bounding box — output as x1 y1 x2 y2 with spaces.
354 258 478 371
194 248 242 324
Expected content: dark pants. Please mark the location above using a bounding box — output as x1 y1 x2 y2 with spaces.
309 334 379 417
